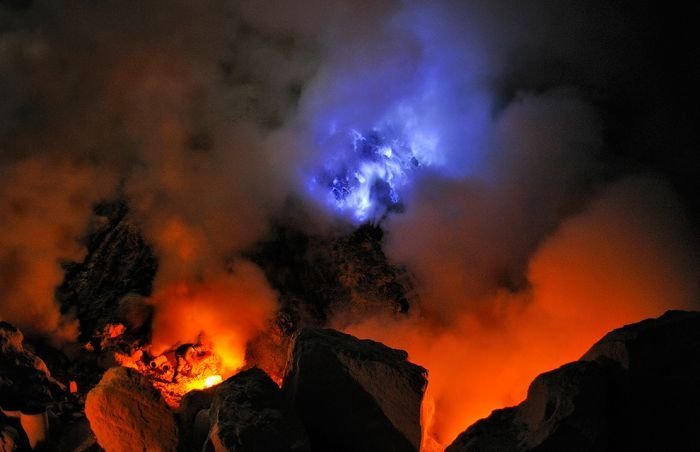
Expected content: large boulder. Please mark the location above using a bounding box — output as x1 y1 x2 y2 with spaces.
447 310 700 451
85 366 178 452
178 387 216 451
282 328 427 452
206 367 309 452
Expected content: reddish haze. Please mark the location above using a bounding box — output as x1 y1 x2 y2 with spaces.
150 260 278 375
346 176 699 450
0 158 113 342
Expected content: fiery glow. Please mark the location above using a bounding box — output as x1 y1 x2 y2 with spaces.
346 178 698 450
186 374 223 391
114 339 224 407
149 261 278 375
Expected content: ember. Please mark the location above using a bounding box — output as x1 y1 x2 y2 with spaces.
116 341 224 407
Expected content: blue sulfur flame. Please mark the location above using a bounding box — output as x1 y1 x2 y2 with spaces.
301 3 492 222
310 114 437 221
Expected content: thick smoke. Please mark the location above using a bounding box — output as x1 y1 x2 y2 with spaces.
1 1 698 450
0 158 114 342
274 0 699 448
348 174 699 446
0 0 314 352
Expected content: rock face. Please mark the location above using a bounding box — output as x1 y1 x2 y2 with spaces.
0 322 65 449
0 322 61 413
85 366 178 452
447 310 700 452
206 367 309 452
178 387 216 451
0 418 20 452
283 328 427 452
56 201 158 341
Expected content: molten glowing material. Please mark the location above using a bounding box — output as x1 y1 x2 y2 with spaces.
115 340 225 407
204 374 223 387
185 374 223 391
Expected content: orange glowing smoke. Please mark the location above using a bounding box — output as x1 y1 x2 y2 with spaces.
149 260 278 376
346 177 699 450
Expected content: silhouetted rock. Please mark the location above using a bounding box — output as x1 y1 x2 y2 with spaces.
205 367 309 452
0 418 20 452
248 221 417 381
283 328 427 452
447 310 700 452
0 322 64 449
56 201 157 341
178 387 216 451
85 367 178 452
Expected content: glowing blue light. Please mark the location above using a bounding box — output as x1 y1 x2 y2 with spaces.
308 108 438 222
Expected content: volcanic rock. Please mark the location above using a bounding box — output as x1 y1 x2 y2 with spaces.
205 367 309 452
0 322 65 449
446 310 700 452
85 366 178 452
282 328 427 452
178 388 216 451
251 223 414 332
0 417 20 452
57 201 157 341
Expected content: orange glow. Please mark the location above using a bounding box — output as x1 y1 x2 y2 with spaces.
346 180 698 450
149 261 278 376
186 374 223 391
115 340 224 407
119 258 278 405
204 374 223 388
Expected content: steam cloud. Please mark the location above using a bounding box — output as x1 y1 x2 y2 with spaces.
1 0 698 449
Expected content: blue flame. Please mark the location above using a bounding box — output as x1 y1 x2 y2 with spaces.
308 104 440 221
301 3 492 222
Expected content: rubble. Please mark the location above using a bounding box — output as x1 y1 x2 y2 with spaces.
0 322 67 449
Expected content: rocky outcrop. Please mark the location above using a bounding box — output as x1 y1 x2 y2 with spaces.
85 366 178 452
447 310 700 452
0 322 57 412
56 201 157 342
283 328 427 452
178 387 216 451
0 416 20 452
205 367 309 452
251 223 414 332
0 322 65 449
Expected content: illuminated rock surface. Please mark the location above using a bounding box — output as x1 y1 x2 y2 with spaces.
447 310 700 451
206 367 309 452
85 366 178 452
283 328 427 452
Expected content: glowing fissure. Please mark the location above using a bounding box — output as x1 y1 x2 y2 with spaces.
115 340 225 407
